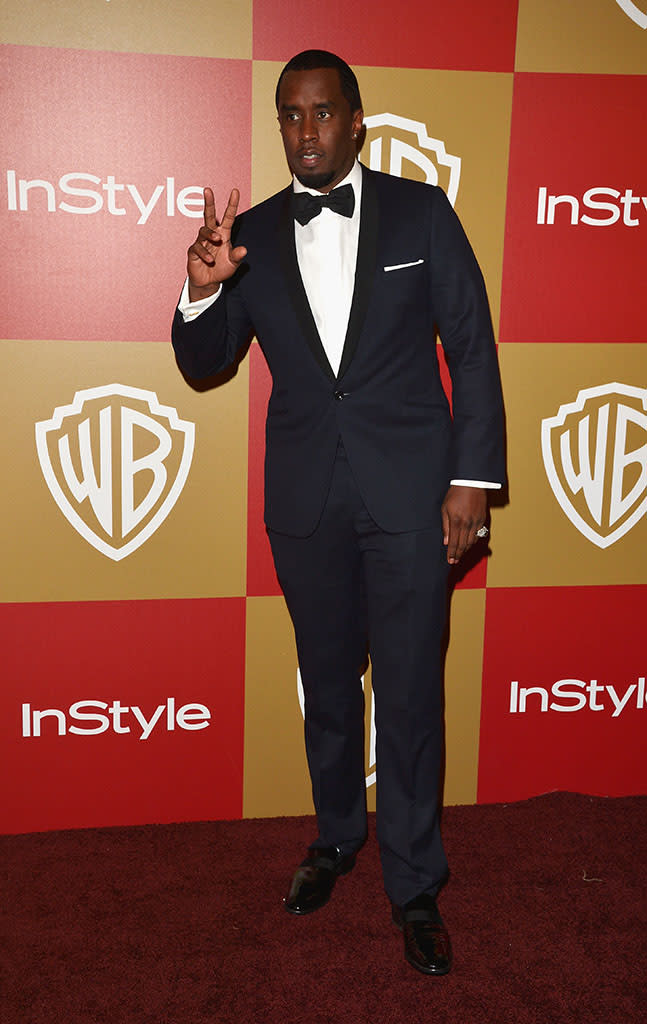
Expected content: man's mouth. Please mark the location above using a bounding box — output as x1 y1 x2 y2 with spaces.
297 150 324 166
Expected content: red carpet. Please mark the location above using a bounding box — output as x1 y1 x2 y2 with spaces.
3 792 646 1023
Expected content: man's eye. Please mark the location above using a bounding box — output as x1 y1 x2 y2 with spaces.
317 111 331 119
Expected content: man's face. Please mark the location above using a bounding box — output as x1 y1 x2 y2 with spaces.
277 67 363 193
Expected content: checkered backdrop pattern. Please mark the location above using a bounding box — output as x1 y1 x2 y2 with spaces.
1 0 645 833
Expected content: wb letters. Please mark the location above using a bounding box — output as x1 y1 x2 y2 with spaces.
542 384 647 548
35 385 195 561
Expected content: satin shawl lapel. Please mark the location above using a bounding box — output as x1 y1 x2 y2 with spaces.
278 167 379 383
338 166 378 381
278 189 335 382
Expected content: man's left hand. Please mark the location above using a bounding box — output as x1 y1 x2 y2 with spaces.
441 486 488 565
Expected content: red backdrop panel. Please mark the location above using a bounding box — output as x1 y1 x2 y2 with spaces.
0 45 250 343
478 585 647 802
500 73 647 343
0 598 246 832
253 0 519 72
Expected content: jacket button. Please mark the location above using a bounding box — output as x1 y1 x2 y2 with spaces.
334 390 346 401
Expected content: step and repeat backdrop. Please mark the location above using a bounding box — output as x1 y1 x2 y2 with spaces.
1 1 645 833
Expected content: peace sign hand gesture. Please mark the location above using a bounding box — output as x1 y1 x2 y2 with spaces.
187 187 247 301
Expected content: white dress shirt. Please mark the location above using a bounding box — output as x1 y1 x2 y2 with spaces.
178 163 499 490
292 161 361 376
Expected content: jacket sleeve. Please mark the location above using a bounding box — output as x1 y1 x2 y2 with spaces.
171 270 254 380
429 187 506 486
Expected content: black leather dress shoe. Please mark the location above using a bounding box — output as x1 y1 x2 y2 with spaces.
284 846 357 915
391 893 452 975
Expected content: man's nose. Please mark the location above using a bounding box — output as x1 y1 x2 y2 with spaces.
299 116 318 142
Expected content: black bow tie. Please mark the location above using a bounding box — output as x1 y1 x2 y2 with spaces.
292 183 355 226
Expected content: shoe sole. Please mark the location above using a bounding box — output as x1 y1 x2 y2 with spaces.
284 895 331 915
404 953 451 977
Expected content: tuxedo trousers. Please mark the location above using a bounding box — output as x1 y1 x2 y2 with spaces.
268 441 450 906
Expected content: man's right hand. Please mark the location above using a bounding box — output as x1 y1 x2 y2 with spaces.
187 187 247 302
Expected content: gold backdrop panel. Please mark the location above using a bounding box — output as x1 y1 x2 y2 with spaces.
357 66 513 338
243 596 378 818
1 339 248 601
489 344 647 588
0 0 252 60
516 0 647 75
251 61 291 206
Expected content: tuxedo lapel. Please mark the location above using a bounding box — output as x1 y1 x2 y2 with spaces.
337 166 379 381
277 166 379 383
278 189 336 382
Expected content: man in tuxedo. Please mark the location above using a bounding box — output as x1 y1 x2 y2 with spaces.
172 50 505 976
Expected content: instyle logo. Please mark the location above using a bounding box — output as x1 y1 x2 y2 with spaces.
35 385 195 561
614 0 647 29
5 171 204 225
541 383 647 548
536 187 647 226
363 113 461 206
297 670 376 787
21 697 210 739
509 678 646 717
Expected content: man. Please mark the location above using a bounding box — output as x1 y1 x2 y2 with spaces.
172 50 505 976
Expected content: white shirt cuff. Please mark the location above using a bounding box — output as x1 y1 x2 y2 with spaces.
178 277 222 322
450 480 502 489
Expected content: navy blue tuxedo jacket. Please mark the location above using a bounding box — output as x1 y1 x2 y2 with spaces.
172 165 505 537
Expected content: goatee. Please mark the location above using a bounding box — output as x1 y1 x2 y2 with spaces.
294 168 335 192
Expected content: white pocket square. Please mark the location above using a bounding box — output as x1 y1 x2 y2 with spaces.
383 259 425 272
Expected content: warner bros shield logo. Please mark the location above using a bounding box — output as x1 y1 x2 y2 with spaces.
363 113 461 206
541 383 647 549
614 1 647 29
35 384 195 561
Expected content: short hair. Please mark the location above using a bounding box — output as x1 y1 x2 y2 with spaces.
275 50 363 114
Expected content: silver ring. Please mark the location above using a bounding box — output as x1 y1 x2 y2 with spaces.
476 525 489 539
